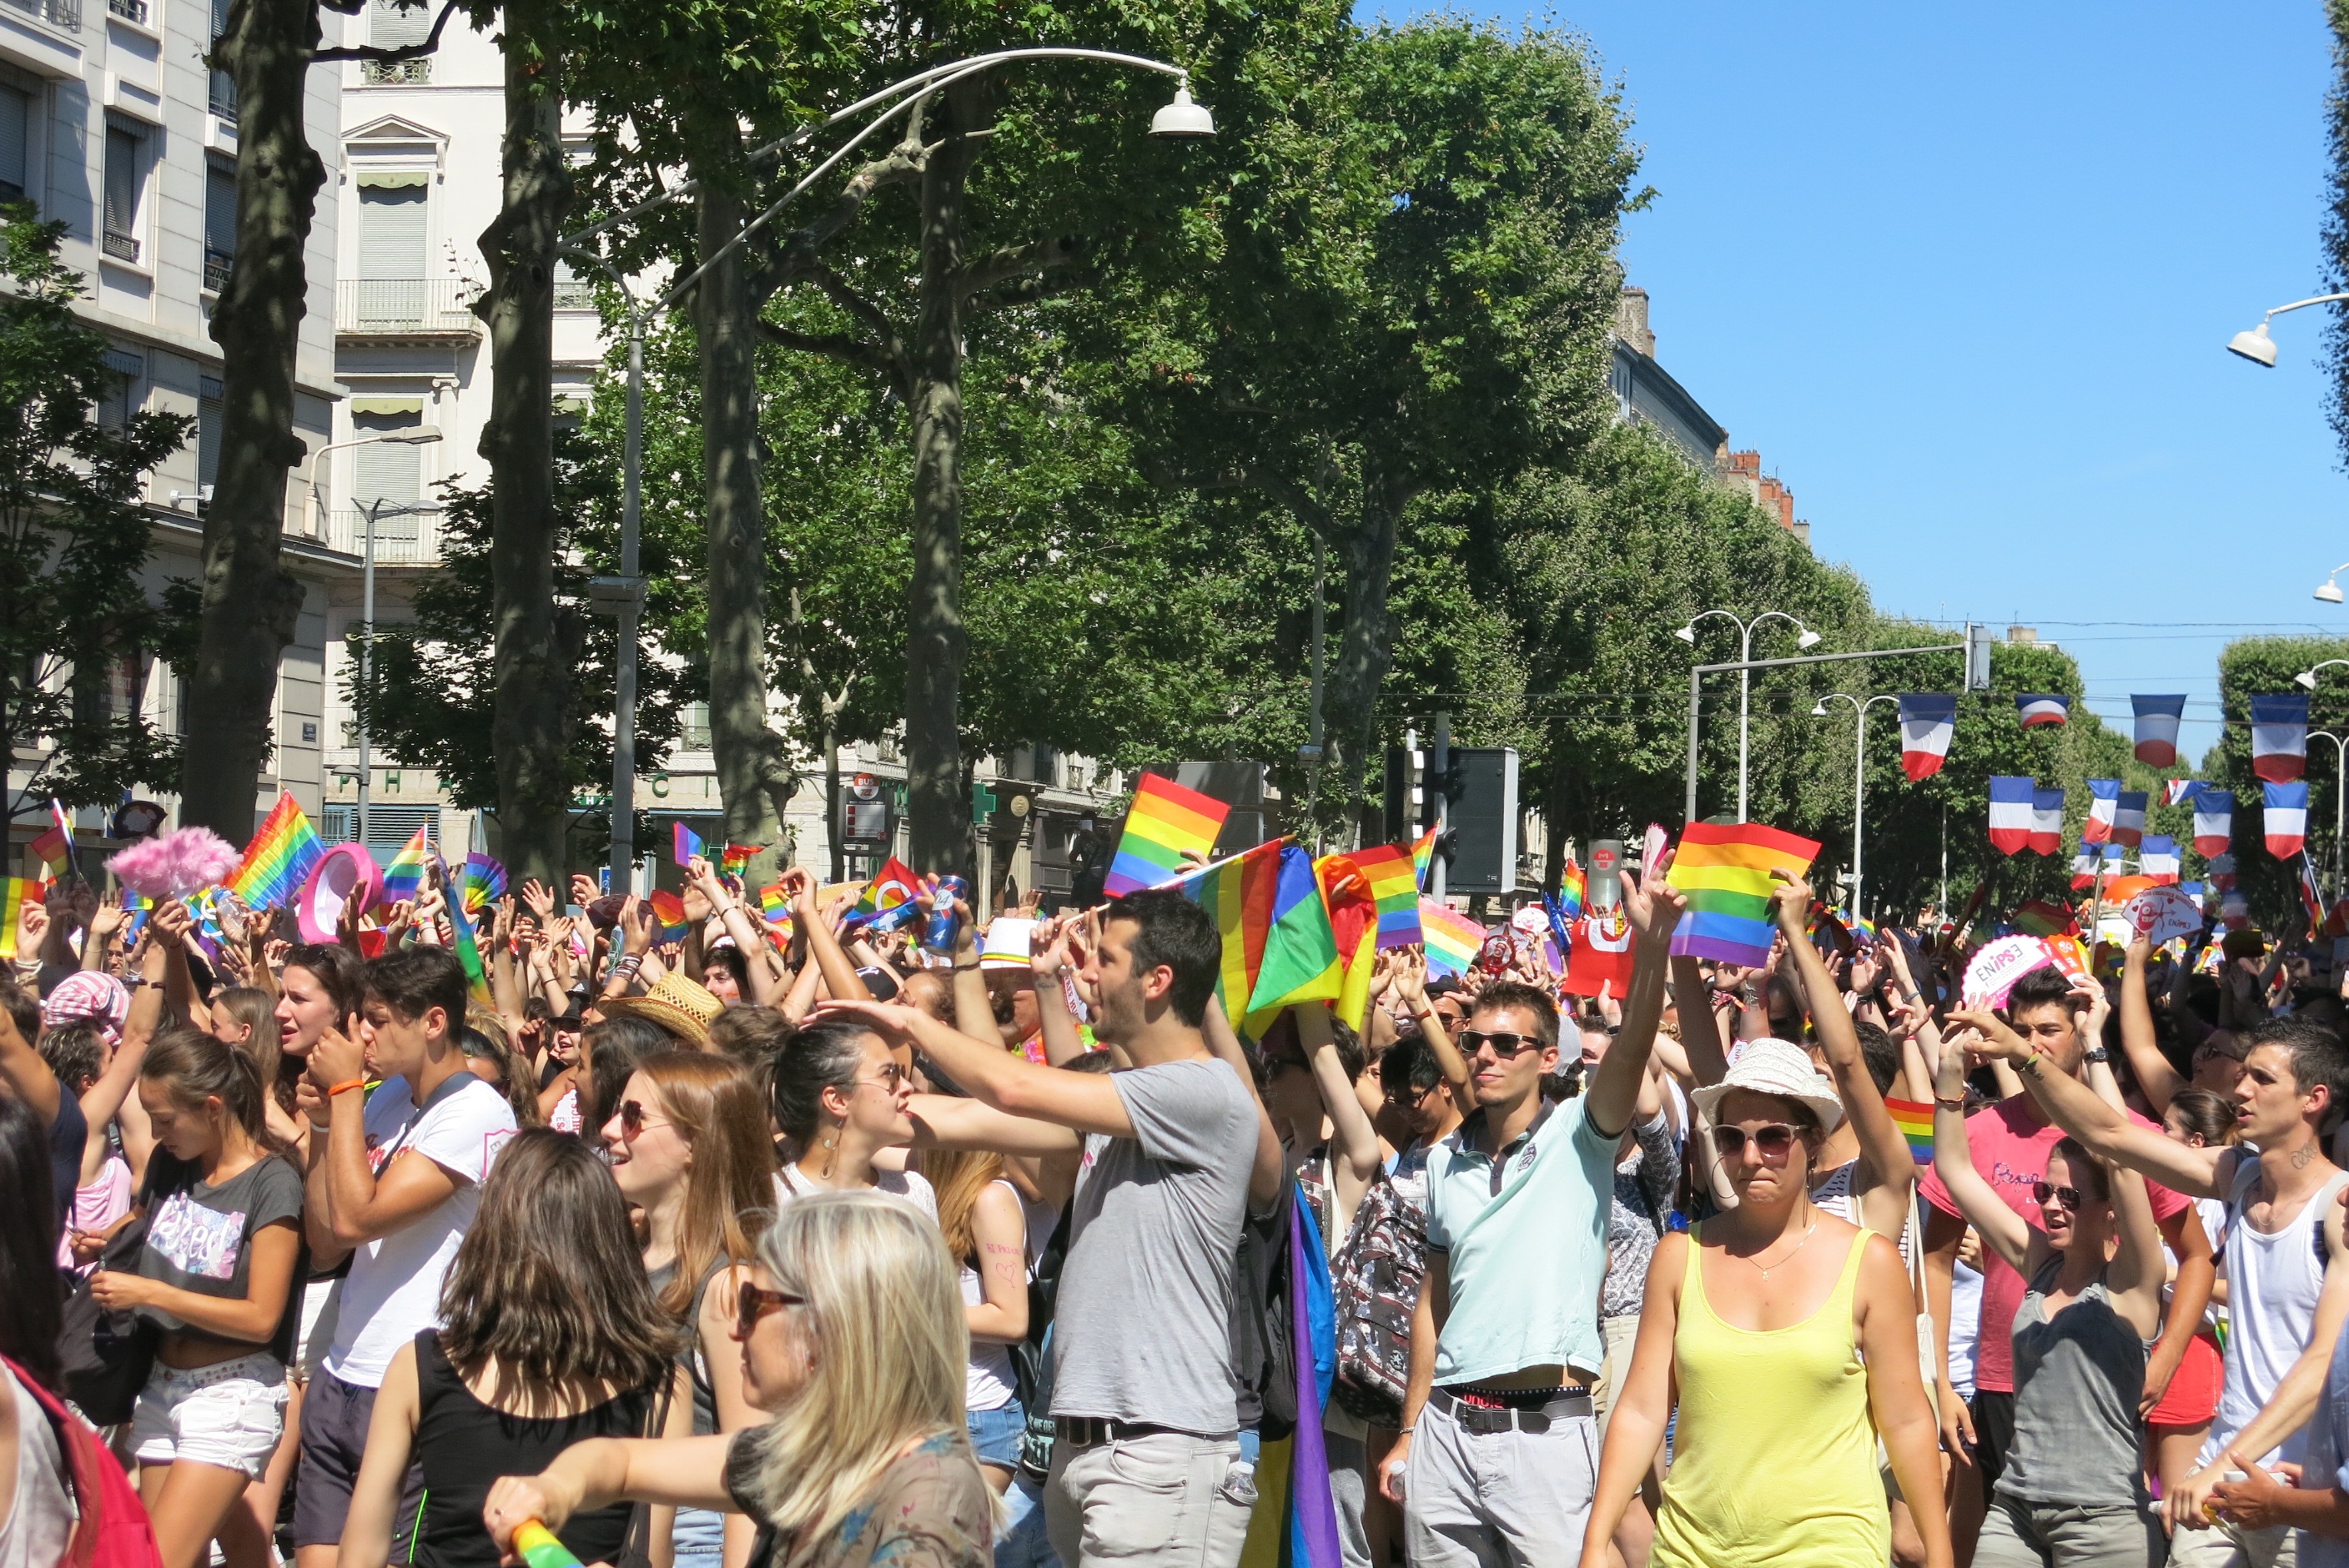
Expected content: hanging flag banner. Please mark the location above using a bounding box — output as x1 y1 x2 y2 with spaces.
2112 791 2148 849
2016 694 2071 728
2071 842 2126 892
2029 788 2065 856
2251 694 2309 783
1988 776 2035 856
1898 694 1958 781
2191 789 2234 857
2164 779 2203 807
2140 836 2181 884
2266 781 2310 858
2208 851 2239 891
2133 695 2188 766
2083 779 2120 845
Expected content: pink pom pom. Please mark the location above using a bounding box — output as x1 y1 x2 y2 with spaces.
108 827 242 900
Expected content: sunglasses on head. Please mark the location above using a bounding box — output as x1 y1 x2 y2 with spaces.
1457 1028 1543 1059
735 1281 807 1339
1709 1123 1799 1159
2031 1180 2086 1211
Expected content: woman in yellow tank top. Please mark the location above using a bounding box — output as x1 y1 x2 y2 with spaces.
1581 1032 1952 1568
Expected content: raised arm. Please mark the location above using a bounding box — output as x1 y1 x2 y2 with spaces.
1587 867 1686 1141
817 998 1135 1139
1393 949 1473 1106
1029 919 1089 1068
1929 1041 2032 1274
1668 954 1729 1087
2117 938 2185 1116
1776 877 1912 1228
1203 993 1285 1212
1297 1003 1381 1211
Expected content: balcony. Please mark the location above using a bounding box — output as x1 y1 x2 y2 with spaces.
362 57 430 84
552 279 597 312
209 72 236 121
319 506 446 566
204 248 233 293
102 230 139 264
335 278 483 343
106 0 144 19
0 0 79 32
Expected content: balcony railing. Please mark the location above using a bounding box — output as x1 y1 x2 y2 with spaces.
362 57 430 84
204 248 233 293
102 230 139 263
320 506 445 566
209 72 236 121
335 278 483 339
1 0 80 33
107 0 145 21
552 279 597 311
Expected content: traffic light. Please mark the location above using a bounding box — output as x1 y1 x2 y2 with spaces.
1381 745 1425 842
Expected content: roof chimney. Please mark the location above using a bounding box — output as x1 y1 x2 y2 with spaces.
1615 285 1655 359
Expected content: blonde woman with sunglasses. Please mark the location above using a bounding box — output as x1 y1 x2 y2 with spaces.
484 1191 995 1568
1583 1036 1951 1568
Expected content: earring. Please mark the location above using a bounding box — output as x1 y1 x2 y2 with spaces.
818 1124 839 1179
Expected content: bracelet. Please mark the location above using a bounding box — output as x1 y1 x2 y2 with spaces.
327 1078 366 1098
1396 1425 1415 1436
953 962 982 974
1934 1097 1966 1110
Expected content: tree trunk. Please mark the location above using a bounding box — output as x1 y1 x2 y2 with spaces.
475 0 570 885
1321 474 1411 820
903 88 985 877
177 0 320 837
694 176 787 881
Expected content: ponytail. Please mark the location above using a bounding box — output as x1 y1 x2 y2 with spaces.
140 1025 274 1149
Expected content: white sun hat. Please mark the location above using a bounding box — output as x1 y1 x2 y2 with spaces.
1690 1037 1846 1134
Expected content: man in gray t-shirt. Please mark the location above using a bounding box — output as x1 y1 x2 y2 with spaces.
823 890 1281 1568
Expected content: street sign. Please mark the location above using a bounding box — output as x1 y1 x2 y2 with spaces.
841 772 892 848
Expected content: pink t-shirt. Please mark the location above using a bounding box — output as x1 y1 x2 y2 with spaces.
1919 1095 2191 1394
56 1153 133 1275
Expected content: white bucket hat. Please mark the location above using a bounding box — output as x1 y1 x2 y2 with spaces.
1690 1037 1846 1134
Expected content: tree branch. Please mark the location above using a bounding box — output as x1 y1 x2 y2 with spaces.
747 114 935 296
953 236 1083 304
969 265 1097 315
756 322 894 377
313 0 460 61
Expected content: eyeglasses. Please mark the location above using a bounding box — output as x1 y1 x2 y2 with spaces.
1457 1029 1543 1059
856 1062 906 1093
734 1281 807 1339
616 1100 671 1138
2030 1180 2086 1211
1709 1123 1799 1159
2192 1043 2244 1064
1384 1079 1441 1105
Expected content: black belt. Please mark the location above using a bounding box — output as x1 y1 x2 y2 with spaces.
1054 1417 1187 1449
1429 1385 1592 1436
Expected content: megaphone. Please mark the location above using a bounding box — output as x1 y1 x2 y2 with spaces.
296 843 382 945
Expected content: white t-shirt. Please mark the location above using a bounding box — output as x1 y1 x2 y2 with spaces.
323 1072 518 1388
772 1163 937 1221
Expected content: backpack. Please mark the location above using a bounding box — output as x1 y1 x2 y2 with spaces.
3 1354 165 1568
53 1212 155 1427
1328 1170 1424 1428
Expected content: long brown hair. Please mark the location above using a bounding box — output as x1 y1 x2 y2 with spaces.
436 1128 679 1392
211 988 284 1113
138 1024 286 1196
637 1053 777 1317
923 1145 1005 1265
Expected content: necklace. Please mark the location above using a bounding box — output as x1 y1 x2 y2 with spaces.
1744 1219 1820 1281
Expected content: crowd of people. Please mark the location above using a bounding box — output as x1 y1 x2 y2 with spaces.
4 840 2349 1568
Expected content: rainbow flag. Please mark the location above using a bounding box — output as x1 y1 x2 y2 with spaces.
460 852 507 916
1842 911 1878 946
843 856 923 932
1884 1097 1935 1164
378 826 432 901
1557 861 1586 922
1107 773 1230 897
0 877 43 959
28 823 69 880
1419 898 1487 979
646 890 692 942
672 822 704 866
231 792 324 911
1177 839 1287 1026
2012 898 2077 939
1663 821 1823 967
511 1520 586 1568
1410 823 1440 890
1240 1186 1343 1568
1352 843 1422 949
1242 846 1342 1035
443 881 493 1002
720 843 758 877
757 882 789 922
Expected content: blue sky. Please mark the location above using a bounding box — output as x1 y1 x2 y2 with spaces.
1396 2 2349 761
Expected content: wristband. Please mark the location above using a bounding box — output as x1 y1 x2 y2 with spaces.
328 1078 366 1098
1934 1097 1966 1111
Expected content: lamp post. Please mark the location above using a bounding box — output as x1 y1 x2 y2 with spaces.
2226 293 2349 367
297 428 443 544
353 495 428 847
2312 731 2349 905
1677 609 1822 821
559 48 1210 887
1813 693 1897 918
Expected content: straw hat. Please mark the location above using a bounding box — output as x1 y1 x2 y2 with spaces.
601 971 725 1047
1691 1038 1845 1134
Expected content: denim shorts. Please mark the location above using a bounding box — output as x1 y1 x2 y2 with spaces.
130 1352 288 1480
968 1400 1027 1468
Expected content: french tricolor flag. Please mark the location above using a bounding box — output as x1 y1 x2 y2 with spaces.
2221 889 2250 929
2030 788 2065 855
1899 694 1958 782
2071 842 2125 890
2082 779 2120 844
2140 836 2181 884
2191 789 2234 857
2164 779 2203 807
2133 695 2187 767
2251 694 2309 784
2016 693 2070 728
2208 851 2238 891
1989 775 2035 856
2113 791 2148 848
2266 781 2310 858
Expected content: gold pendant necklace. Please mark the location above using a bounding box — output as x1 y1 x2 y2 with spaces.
1752 1219 1820 1281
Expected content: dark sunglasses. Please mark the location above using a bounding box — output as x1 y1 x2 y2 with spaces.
734 1281 807 1339
2031 1181 2086 1211
1458 1028 1543 1059
859 1062 907 1092
1710 1123 1799 1159
616 1099 669 1138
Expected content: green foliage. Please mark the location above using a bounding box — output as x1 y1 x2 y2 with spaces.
0 209 196 811
2209 637 2349 932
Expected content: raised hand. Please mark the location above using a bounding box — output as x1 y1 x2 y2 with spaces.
1619 866 1688 946
521 878 557 924
15 897 47 960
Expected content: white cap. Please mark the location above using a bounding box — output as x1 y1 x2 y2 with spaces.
1691 1038 1845 1133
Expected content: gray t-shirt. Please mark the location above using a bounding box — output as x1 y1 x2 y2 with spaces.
1050 1056 1257 1436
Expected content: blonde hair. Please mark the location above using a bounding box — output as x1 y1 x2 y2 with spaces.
922 1146 1005 1265
744 1193 998 1563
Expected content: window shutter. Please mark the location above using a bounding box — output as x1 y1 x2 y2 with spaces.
352 410 423 546
103 125 138 238
370 0 429 49
0 83 29 201
356 183 425 279
205 159 236 257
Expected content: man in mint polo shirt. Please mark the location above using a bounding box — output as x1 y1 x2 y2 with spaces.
1377 872 1683 1566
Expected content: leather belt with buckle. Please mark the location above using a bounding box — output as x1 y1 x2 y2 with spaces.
1429 1385 1592 1436
1054 1416 1184 1449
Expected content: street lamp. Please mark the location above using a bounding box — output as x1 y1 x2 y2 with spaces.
297 429 443 542
2314 565 2349 606
1813 693 1897 919
2297 659 2349 690
2227 294 2349 366
1677 609 1823 822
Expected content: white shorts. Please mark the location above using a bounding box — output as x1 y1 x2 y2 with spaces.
131 1352 289 1479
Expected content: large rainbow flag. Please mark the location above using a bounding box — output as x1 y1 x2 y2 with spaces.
1179 840 1286 1024
1663 822 1823 967
1240 1186 1343 1568
232 792 324 910
1242 847 1341 1035
379 826 433 902
1419 899 1487 979
0 877 43 960
1108 773 1230 897
1351 843 1422 950
1316 853 1380 1032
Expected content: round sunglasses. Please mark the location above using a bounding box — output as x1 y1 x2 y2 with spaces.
1709 1123 1798 1159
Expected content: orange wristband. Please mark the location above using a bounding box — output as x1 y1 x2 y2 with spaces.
328 1078 366 1098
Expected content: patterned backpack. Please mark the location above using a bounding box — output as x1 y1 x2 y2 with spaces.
1328 1171 1425 1428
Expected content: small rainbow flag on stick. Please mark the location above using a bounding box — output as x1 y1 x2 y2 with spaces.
232 792 325 910
1419 898 1488 979
1107 773 1230 897
646 891 692 942
672 822 704 866
720 843 758 877
28 822 69 880
1663 821 1823 967
1351 843 1423 949
1557 861 1586 922
0 877 43 959
511 1521 586 1568
1410 823 1440 890
379 827 432 901
1884 1097 1936 1164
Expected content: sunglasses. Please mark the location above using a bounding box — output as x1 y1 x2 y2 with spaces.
1709 1123 1799 1159
734 1281 807 1339
1457 1029 1544 1059
2030 1180 2086 1211
857 1062 907 1093
1384 1078 1441 1104
616 1099 670 1138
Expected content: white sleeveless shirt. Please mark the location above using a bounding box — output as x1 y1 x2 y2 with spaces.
2201 1158 2349 1470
